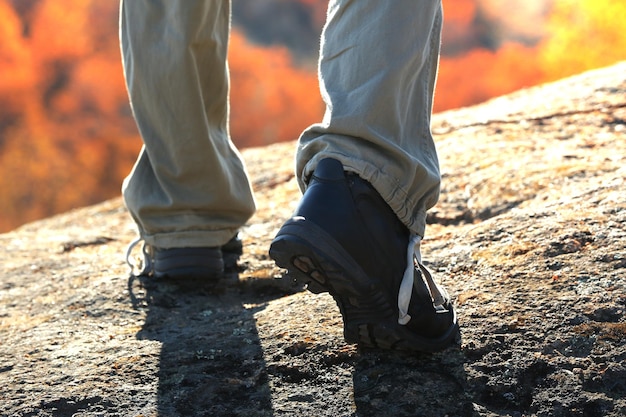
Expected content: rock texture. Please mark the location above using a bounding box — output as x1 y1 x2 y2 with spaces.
1 62 625 417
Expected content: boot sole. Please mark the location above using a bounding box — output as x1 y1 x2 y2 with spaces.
270 217 459 352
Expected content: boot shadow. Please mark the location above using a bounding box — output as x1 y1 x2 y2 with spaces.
127 269 296 417
351 336 476 417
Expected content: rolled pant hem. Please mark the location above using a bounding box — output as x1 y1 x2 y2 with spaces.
141 228 240 249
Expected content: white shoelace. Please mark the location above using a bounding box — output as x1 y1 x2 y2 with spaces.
398 234 450 325
125 237 153 276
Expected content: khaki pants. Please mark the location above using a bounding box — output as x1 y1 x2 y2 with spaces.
121 0 443 248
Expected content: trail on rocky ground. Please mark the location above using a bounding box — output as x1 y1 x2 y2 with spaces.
1 62 625 417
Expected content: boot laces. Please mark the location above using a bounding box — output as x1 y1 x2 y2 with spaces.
398 234 449 325
125 237 154 276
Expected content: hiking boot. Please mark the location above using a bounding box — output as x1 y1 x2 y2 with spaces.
126 234 243 281
220 234 244 272
269 158 458 352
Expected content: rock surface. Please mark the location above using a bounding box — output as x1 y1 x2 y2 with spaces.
1 62 625 417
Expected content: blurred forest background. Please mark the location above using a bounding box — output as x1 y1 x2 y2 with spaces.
0 0 625 232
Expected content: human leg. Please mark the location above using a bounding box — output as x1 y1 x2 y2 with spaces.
271 0 458 351
120 0 255 278
296 0 442 237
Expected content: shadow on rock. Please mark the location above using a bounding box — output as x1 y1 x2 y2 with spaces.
352 337 476 417
127 269 292 417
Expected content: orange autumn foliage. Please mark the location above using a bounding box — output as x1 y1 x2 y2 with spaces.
436 43 544 112
228 31 322 147
0 0 625 232
0 0 324 232
538 0 626 80
435 0 626 112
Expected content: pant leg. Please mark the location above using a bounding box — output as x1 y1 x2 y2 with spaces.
120 0 256 249
296 0 443 238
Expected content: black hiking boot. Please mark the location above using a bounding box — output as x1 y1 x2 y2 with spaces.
269 158 458 352
153 246 224 280
127 234 243 281
153 234 243 280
